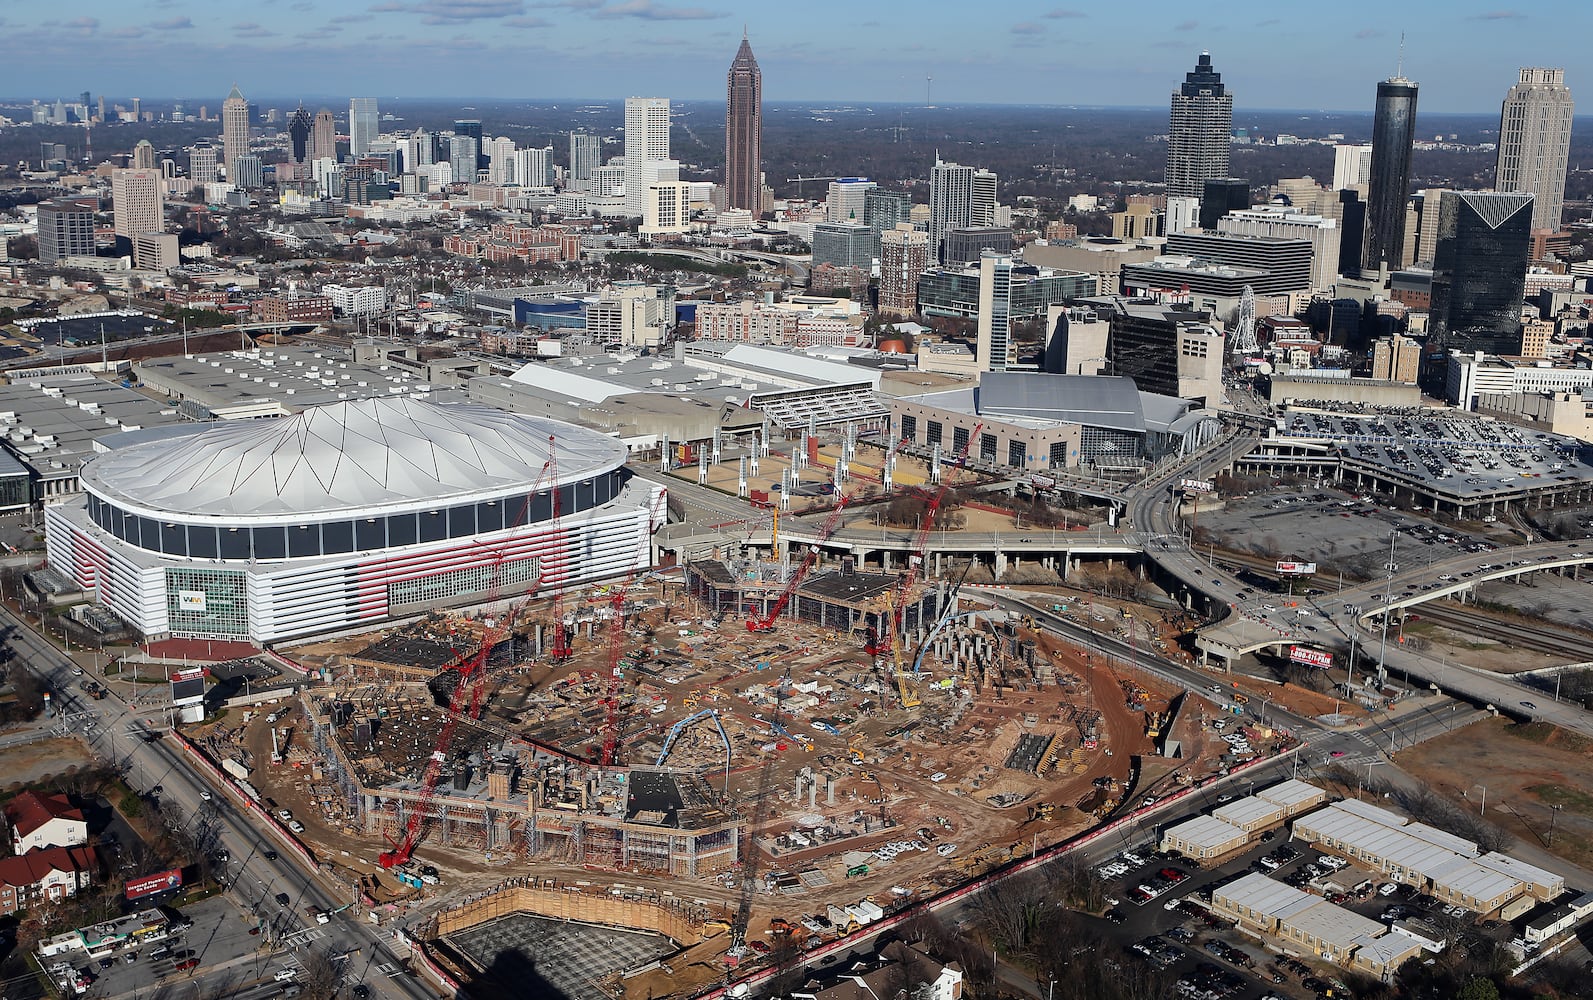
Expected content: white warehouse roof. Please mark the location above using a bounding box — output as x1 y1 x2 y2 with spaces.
1213 796 1286 829
1255 779 1326 811
1425 856 1522 904
1164 814 1248 850
1284 899 1388 949
1213 871 1317 921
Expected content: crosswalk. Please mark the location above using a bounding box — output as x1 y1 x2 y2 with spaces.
282 927 328 947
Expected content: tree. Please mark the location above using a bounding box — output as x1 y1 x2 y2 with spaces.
1457 977 1500 1000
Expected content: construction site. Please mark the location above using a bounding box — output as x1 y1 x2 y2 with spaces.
187 426 1287 998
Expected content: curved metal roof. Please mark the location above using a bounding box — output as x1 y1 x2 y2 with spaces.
81 396 627 519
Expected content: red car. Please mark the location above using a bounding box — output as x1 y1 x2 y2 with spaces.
174 958 199 971
747 940 771 955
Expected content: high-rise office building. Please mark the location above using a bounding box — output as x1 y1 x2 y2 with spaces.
1364 75 1419 273
1166 52 1234 200
929 157 974 264
880 225 929 317
222 85 249 182
453 119 485 170
811 222 875 269
1332 144 1373 191
570 132 601 190
449 135 478 186
37 200 96 264
976 253 1017 372
826 178 876 223
971 170 999 227
641 181 692 236
130 140 155 170
1428 191 1533 353
484 137 517 184
624 98 671 218
724 33 762 213
1414 188 1451 263
1495 68 1573 233
311 109 336 162
864 189 911 256
287 106 313 177
1197 178 1250 230
349 98 378 158
188 140 218 184
111 169 163 240
233 155 263 190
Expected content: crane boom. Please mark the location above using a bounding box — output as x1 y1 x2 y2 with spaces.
873 424 981 672
744 491 853 632
596 491 668 766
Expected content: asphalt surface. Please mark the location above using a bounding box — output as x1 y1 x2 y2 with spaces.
0 603 436 1000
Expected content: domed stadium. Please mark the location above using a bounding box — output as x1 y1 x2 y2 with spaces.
46 396 663 643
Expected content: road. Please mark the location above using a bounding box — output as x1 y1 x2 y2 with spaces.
0 605 438 1000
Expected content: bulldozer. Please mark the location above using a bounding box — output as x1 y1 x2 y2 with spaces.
1026 802 1057 822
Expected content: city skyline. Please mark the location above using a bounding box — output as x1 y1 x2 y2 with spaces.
4 1 1590 114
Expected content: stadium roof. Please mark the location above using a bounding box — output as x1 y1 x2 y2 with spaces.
81 396 625 518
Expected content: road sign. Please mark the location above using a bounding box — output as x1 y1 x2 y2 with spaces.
1180 478 1214 494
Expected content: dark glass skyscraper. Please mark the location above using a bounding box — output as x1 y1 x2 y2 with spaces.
1364 76 1419 273
1428 191 1533 353
288 106 312 167
453 119 485 170
725 34 763 213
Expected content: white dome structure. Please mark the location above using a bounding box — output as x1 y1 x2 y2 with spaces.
46 398 662 644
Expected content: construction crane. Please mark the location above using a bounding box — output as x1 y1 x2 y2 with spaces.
596 491 669 766
869 424 981 669
546 441 573 661
909 556 976 678
727 691 786 965
377 443 562 870
655 708 733 799
744 492 853 632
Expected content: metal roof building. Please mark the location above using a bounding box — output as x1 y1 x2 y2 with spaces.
1211 871 1318 932
1425 856 1525 914
1474 852 1565 901
1212 795 1287 833
1278 900 1388 962
1291 805 1463 885
1254 779 1330 817
1159 813 1250 860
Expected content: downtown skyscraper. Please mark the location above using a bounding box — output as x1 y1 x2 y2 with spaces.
724 33 763 213
1363 74 1419 273
624 97 671 218
929 158 973 264
1165 52 1233 200
1496 68 1574 233
349 98 378 158
221 85 249 183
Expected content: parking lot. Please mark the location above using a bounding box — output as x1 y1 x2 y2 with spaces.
1277 410 1593 501
1201 486 1509 579
57 896 283 999
1082 820 1483 1000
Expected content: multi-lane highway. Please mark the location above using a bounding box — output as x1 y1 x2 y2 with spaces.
1 606 435 1000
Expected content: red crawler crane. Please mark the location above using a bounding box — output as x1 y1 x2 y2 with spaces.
745 491 854 632
866 423 981 664
376 438 564 870
596 491 669 766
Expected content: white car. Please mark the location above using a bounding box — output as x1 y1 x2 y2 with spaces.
936 843 957 857
274 969 298 983
199 790 212 801
1378 882 1398 896
288 820 305 834
929 772 947 783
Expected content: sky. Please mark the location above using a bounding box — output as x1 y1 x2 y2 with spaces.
7 0 1592 114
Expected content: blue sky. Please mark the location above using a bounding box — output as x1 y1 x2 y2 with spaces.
7 0 1590 113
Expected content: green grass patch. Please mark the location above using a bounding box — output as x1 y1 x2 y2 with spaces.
1527 783 1593 818
1508 721 1593 754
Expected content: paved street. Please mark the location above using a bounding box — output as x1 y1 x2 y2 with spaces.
0 603 438 1000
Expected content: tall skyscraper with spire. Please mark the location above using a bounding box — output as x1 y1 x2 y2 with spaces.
1364 73 1419 273
288 106 313 179
724 33 763 213
221 85 249 182
1496 68 1573 233
1166 52 1233 200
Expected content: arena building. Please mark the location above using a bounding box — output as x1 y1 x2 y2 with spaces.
43 397 663 644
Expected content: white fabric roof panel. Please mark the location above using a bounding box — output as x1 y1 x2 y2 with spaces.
81 397 626 518
1164 814 1248 851
1255 779 1327 811
1213 796 1287 829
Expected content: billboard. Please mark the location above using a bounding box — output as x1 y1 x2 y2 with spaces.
1276 561 1318 576
177 590 207 612
171 669 206 706
1289 646 1333 669
126 868 183 901
1180 478 1214 494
